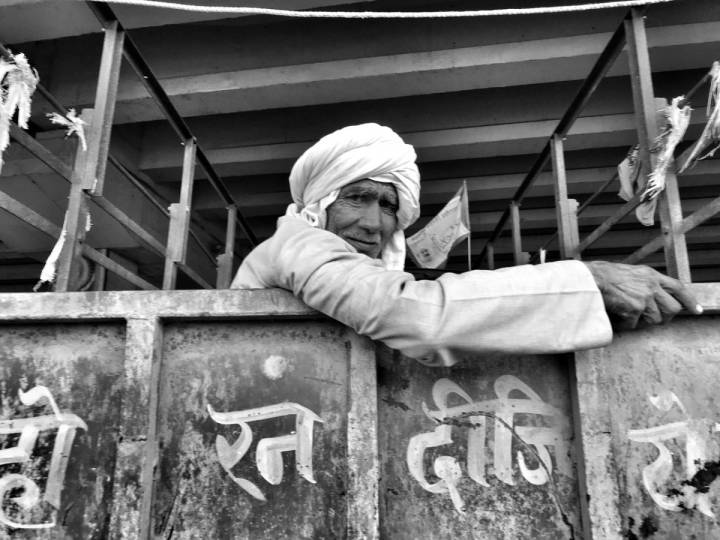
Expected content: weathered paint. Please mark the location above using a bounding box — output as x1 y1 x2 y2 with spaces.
576 316 720 540
377 346 581 540
0 288 717 539
154 321 352 539
0 323 125 538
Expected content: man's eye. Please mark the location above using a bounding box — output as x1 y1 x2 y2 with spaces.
381 202 399 214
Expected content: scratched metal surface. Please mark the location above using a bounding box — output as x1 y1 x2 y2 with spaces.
376 347 580 540
155 321 350 539
577 316 720 540
0 323 126 539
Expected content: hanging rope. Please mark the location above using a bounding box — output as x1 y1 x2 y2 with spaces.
85 0 677 18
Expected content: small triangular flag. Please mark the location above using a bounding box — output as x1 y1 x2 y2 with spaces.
407 183 470 269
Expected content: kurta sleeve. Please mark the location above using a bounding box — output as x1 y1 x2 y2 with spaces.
238 217 613 365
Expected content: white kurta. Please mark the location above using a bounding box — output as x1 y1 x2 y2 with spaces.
232 216 613 365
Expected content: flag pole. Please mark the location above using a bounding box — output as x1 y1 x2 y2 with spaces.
464 180 471 271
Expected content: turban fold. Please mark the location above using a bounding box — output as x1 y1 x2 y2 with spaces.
285 123 421 270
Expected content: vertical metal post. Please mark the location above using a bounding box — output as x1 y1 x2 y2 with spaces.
346 332 380 539
487 242 495 270
106 317 163 540
57 23 123 291
510 201 528 265
550 135 580 260
55 110 94 292
93 248 109 291
625 9 691 281
216 205 237 289
659 169 691 281
163 139 197 290
83 21 124 195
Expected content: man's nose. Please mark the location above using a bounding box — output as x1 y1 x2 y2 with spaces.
357 202 382 233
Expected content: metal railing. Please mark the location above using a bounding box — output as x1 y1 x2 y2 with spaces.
479 7 719 283
0 1 258 291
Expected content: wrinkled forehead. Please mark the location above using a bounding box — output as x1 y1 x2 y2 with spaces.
338 179 398 203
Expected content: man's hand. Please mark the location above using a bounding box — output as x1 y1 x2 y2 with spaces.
584 261 703 330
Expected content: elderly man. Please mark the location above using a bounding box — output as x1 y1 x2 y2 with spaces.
232 123 701 366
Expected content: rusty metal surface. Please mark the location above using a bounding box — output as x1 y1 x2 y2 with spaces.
154 321 351 539
0 290 315 321
0 323 125 538
376 347 581 540
576 316 720 540
0 283 716 323
0 288 718 539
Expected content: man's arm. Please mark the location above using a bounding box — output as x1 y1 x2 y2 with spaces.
584 261 703 330
262 218 613 364
241 218 702 365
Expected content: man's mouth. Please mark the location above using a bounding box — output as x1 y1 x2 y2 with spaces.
345 237 379 253
348 238 376 246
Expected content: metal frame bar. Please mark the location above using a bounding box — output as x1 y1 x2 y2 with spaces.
6 73 220 274
546 21 715 271
550 135 580 259
576 172 619 217
216 205 237 289
481 8 707 276
3 27 230 289
624 193 720 265
7 114 221 289
55 124 93 292
85 1 258 248
9 123 74 179
486 242 495 270
510 201 526 265
0 190 156 289
476 17 627 267
82 21 124 195
107 155 220 265
93 248 108 290
576 191 643 254
163 139 198 289
625 8 690 282
176 261 213 290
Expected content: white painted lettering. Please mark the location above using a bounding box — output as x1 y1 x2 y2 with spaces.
208 402 323 501
408 376 570 513
0 386 87 529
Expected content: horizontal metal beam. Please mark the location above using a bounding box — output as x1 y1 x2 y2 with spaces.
554 17 628 137
9 123 74 180
176 261 213 290
0 288 316 320
0 286 715 321
0 189 156 289
92 195 166 255
82 245 157 290
576 191 643 254
624 193 720 265
576 172 619 216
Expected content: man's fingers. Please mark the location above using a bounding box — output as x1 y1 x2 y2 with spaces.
641 299 663 326
657 274 703 314
654 289 682 323
611 308 642 331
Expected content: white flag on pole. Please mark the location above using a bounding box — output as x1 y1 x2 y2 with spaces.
407 183 470 269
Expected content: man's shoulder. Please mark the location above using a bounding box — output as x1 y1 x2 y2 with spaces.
231 217 348 289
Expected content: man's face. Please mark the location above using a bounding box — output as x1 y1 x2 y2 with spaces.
325 179 399 259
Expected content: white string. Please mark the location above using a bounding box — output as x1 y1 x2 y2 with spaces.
87 0 677 18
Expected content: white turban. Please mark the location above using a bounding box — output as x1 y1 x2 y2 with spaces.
285 123 421 270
